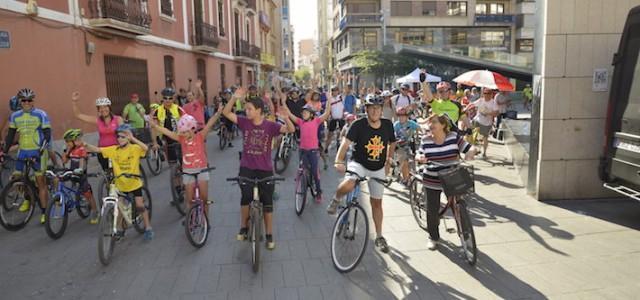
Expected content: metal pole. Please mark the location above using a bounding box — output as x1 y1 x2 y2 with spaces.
381 9 386 47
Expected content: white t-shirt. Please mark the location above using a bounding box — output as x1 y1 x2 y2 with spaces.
330 94 345 119
393 94 413 109
494 93 509 113
473 98 498 126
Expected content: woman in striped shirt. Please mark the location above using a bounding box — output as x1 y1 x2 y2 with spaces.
416 114 476 250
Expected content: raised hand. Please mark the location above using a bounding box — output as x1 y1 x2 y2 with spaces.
71 92 80 102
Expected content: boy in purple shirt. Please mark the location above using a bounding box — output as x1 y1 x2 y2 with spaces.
222 87 295 250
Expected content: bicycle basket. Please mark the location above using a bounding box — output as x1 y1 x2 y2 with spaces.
438 165 474 196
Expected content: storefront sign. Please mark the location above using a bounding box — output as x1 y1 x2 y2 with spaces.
0 31 10 48
593 68 609 92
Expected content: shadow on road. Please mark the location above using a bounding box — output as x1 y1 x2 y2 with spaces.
546 198 640 231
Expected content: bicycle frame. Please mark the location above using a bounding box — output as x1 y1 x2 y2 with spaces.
49 179 82 216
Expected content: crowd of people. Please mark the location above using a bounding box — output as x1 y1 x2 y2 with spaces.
0 69 515 252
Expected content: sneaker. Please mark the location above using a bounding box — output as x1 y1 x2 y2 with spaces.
18 200 30 213
375 236 390 253
228 143 234 148
143 229 154 241
314 194 323 204
266 234 275 250
236 227 248 241
89 211 99 225
326 198 341 215
273 191 280 201
39 214 46 225
427 238 438 251
115 230 125 241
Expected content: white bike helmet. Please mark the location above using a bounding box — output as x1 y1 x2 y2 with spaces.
95 97 112 106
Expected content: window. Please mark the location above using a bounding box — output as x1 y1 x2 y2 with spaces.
491 3 504 14
447 1 467 16
391 1 411 16
160 0 173 17
363 31 377 49
246 21 251 43
163 55 174 88
475 4 487 14
449 30 467 45
347 3 378 13
395 30 434 46
197 59 207 100
236 66 242 86
481 31 505 46
422 2 437 16
516 39 534 52
104 55 150 114
220 64 226 88
218 0 225 36
476 3 505 14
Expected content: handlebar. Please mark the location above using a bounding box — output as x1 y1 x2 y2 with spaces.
114 173 143 180
226 176 285 185
345 170 389 185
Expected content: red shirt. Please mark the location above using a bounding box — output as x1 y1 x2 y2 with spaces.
183 100 205 129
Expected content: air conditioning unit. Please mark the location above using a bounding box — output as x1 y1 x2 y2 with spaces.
26 0 39 16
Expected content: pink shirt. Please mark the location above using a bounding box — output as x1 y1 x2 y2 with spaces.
296 117 323 150
97 116 121 147
183 100 205 129
179 132 208 169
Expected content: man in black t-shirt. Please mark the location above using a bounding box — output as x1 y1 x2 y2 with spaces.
327 94 397 254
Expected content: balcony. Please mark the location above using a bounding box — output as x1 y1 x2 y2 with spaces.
259 11 271 32
192 22 219 52
338 14 382 31
474 14 517 25
336 45 363 61
88 0 151 36
238 40 261 60
261 52 276 66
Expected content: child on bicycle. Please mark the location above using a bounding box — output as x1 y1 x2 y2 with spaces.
62 129 99 224
284 103 331 203
393 107 421 186
149 107 224 222
84 124 153 241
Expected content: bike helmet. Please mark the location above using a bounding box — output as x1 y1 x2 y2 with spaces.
396 107 408 116
248 84 258 91
9 96 21 112
400 83 411 90
177 114 198 133
223 88 232 95
289 87 300 94
381 90 392 97
436 81 451 91
302 104 316 115
95 97 112 106
161 87 176 97
115 124 133 133
17 88 35 100
63 128 82 141
391 88 400 95
364 94 383 106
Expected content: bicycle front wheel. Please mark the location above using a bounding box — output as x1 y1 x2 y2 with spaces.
219 127 228 150
457 199 477 266
250 208 262 273
146 148 163 176
409 181 428 231
0 178 37 231
185 203 209 248
44 195 68 239
294 170 307 216
330 204 369 273
97 203 116 266
171 166 186 216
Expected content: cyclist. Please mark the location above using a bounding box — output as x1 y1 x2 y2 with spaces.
380 90 395 121
424 81 471 130
415 114 475 250
324 86 345 154
222 87 295 250
1 88 52 224
84 124 153 241
392 83 415 112
150 87 185 204
327 94 397 254
285 87 305 119
472 87 499 158
343 84 357 114
183 79 207 130
61 128 99 224
71 92 124 171
284 103 331 203
150 107 223 222
392 107 420 186
122 93 146 132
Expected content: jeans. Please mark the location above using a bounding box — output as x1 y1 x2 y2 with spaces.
299 149 321 194
426 188 442 241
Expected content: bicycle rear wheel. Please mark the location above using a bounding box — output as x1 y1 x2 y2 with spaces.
133 187 153 234
97 203 116 266
0 178 37 231
294 169 307 216
409 181 428 231
457 199 477 266
185 203 209 248
145 148 163 176
75 191 91 219
219 127 228 150
171 166 186 215
45 195 68 239
330 203 369 273
251 208 262 273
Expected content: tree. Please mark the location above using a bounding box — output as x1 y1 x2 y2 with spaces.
294 66 311 83
352 50 426 84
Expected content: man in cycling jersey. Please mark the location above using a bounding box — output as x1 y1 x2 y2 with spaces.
425 81 471 130
324 86 345 153
1 89 52 224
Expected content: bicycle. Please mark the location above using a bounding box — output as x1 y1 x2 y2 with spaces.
145 138 165 176
44 168 98 239
97 173 153 266
412 161 477 265
294 153 320 216
384 141 416 187
330 170 388 273
273 132 294 174
167 143 186 215
182 166 216 248
226 176 284 273
0 156 46 231
218 120 234 150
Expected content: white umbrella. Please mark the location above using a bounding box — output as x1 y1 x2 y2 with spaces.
396 68 441 84
452 70 514 91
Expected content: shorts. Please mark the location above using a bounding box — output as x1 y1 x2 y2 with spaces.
165 140 182 163
396 146 412 162
345 161 385 199
239 167 275 213
125 187 143 197
328 119 345 132
15 149 48 176
473 120 492 137
182 167 210 185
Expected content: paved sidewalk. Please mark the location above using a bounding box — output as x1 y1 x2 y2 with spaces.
0 133 639 299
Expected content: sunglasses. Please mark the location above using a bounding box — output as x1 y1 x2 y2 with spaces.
483 92 492 95
21 99 34 103
117 135 128 139
437 89 450 93
163 97 174 100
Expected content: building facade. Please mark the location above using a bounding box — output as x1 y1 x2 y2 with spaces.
0 0 283 137
330 0 535 83
297 38 316 68
280 0 294 75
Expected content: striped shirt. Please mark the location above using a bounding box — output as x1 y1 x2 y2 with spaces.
416 132 471 190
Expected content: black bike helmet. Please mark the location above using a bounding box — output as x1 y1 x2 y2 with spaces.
161 87 176 97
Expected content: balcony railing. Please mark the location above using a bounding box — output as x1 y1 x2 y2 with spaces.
339 14 382 30
238 40 261 60
88 0 151 35
249 45 261 60
261 52 275 66
474 14 516 25
193 22 219 51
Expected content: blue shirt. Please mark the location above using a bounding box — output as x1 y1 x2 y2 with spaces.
344 94 356 114
393 120 419 144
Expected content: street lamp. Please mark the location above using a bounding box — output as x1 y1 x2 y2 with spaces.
380 9 386 47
